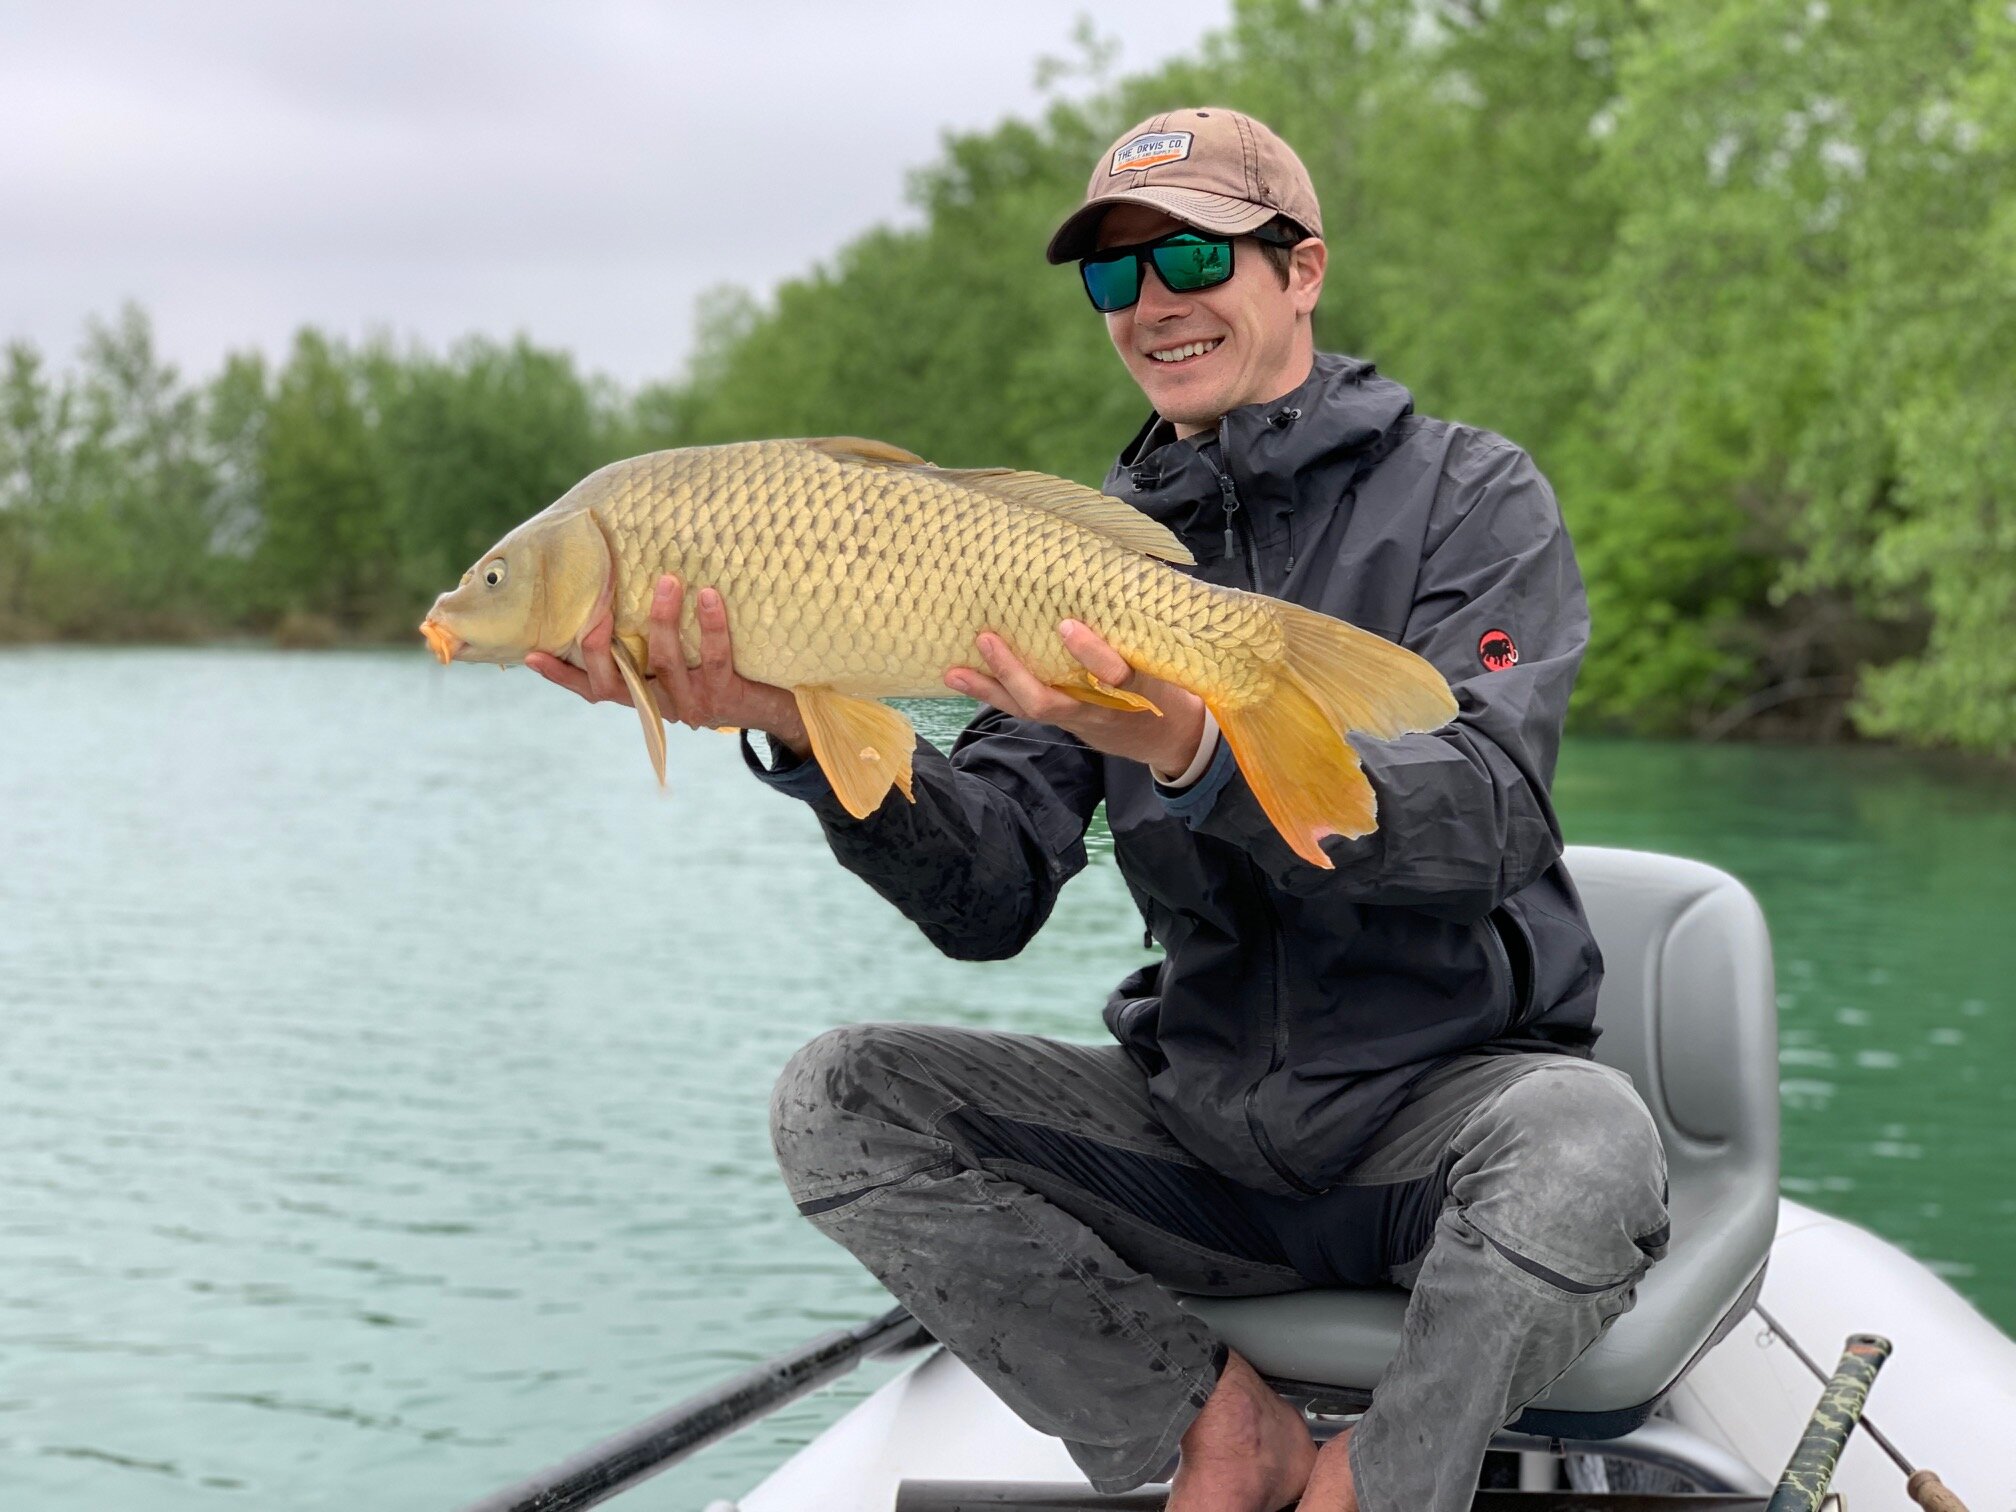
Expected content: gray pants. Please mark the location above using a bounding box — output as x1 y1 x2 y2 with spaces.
770 1025 1668 1511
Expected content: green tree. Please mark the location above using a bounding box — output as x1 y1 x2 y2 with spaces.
367 335 612 609
0 342 71 630
257 329 393 627
4 0 2010 758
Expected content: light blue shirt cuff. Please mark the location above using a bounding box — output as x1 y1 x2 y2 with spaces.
1156 737 1237 823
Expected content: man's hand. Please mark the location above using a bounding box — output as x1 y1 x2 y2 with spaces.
526 575 812 758
946 621 1207 779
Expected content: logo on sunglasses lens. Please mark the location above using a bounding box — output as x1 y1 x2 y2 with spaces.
1112 131 1194 175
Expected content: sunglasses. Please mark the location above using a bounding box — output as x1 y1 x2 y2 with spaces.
1078 226 1301 313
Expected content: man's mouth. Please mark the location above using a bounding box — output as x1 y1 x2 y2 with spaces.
1146 337 1224 366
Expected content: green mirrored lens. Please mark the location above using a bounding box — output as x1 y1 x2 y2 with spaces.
1152 235 1233 292
1082 255 1142 312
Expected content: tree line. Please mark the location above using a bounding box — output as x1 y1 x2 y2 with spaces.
2 0 2011 757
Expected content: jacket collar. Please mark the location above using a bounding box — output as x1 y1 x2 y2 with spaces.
1105 352 1413 540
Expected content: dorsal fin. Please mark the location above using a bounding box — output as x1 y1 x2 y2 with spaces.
934 467 1195 565
798 437 1194 566
799 436 931 468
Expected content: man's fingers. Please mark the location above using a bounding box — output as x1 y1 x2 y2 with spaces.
946 666 1027 721
526 651 591 700
1058 620 1134 687
648 575 696 720
583 649 627 705
696 588 735 694
975 633 1063 718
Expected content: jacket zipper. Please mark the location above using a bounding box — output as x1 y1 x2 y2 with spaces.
1237 815 1323 1196
1210 428 1317 1194
1217 470 1262 591
1208 426 1261 591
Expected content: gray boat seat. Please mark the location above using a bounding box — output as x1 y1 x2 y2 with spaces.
1176 846 1780 1438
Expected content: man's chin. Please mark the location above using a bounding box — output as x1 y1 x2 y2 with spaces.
1142 374 1233 434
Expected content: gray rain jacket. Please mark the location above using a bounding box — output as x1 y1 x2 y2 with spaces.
746 352 1603 1197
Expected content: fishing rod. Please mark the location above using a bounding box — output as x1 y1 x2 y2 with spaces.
455 1305 926 1512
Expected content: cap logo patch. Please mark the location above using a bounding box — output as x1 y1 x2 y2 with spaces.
1111 131 1193 175
1479 629 1519 672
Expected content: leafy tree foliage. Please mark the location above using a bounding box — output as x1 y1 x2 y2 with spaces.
0 307 237 637
1 0 2009 759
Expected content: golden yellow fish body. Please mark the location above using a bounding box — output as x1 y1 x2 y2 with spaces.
427 436 1456 866
580 438 1279 711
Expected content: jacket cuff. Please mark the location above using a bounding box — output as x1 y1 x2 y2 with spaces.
739 730 833 801
1156 735 1237 820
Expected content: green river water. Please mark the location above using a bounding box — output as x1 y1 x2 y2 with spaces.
1 647 2011 1509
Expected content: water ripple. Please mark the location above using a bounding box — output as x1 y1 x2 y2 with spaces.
1 653 2012 1508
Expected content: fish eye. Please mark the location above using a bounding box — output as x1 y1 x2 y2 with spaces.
483 559 507 588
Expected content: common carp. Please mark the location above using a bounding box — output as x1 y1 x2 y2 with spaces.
418 437 1456 867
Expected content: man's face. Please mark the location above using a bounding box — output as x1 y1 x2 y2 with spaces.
1093 204 1325 436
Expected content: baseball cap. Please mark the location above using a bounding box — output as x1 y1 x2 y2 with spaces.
1044 107 1324 265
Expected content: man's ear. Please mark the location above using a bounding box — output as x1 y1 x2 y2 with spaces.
1290 238 1327 318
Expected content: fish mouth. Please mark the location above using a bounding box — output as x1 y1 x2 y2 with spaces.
419 618 464 664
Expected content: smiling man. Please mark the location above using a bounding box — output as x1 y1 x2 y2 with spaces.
533 108 1668 1512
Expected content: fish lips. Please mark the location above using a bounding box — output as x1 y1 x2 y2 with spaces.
419 601 525 667
419 615 465 664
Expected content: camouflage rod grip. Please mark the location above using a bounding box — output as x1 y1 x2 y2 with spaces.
1764 1333 1893 1512
1908 1469 1973 1512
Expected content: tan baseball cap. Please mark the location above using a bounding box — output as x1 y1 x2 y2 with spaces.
1045 107 1323 264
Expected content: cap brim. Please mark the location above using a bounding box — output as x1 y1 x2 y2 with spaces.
1044 188 1276 264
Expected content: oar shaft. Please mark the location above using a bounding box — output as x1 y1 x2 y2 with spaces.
1764 1334 1892 1512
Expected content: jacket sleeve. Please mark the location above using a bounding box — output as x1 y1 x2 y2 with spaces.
1168 436 1583 918
741 708 1104 960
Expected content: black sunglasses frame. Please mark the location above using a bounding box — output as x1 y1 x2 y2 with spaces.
1077 224 1304 313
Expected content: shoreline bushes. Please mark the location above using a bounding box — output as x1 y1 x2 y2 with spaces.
3 0 2011 758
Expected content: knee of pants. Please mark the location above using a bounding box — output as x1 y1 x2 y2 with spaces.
1456 1063 1670 1287
769 1022 928 1185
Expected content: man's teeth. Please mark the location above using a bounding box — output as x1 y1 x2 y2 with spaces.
1149 339 1222 364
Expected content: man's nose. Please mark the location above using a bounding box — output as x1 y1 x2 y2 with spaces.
1133 272 1193 322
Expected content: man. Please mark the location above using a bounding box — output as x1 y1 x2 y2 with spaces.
532 109 1668 1512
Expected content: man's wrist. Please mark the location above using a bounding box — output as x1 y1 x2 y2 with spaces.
1152 708 1220 788
763 720 812 761
757 726 813 765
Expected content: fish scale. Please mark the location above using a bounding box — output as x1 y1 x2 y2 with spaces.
588 441 1274 705
421 437 1457 865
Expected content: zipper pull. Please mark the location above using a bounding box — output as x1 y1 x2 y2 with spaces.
1217 472 1240 560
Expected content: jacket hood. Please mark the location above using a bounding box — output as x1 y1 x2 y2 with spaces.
1104 352 1414 544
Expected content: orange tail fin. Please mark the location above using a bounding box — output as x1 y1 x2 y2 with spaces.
1212 602 1457 868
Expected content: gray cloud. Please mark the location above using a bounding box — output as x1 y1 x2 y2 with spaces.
2 1 1229 385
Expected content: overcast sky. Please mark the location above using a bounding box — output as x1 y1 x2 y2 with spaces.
1 1 1231 388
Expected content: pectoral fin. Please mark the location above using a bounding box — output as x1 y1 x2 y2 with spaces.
609 638 668 788
794 686 918 819
1052 669 1163 715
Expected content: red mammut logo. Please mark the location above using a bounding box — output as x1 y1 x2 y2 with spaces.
1479 629 1519 671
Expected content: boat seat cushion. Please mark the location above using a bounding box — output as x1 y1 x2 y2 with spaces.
1175 847 1781 1436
